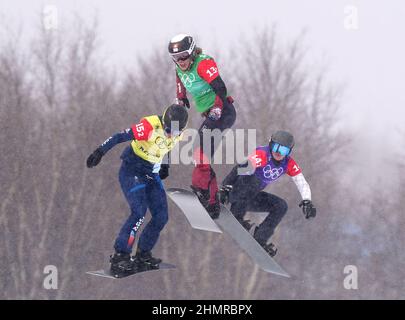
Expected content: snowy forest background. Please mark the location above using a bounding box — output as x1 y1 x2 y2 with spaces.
1 13 404 300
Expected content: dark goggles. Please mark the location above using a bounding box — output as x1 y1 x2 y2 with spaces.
271 143 291 156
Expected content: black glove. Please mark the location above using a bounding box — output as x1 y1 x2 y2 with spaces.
299 200 317 219
159 164 169 180
177 97 190 109
86 147 104 168
217 185 233 205
206 202 220 219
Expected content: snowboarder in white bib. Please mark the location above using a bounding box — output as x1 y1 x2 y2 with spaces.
218 131 316 257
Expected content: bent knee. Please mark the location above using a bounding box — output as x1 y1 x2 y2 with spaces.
278 199 288 214
152 214 168 230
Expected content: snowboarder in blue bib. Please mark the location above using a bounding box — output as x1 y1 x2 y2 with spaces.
86 104 188 277
218 131 317 257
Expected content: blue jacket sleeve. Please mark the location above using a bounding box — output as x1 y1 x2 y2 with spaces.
99 128 134 154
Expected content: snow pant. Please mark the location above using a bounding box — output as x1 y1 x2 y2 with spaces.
230 191 288 245
191 99 236 204
114 147 168 254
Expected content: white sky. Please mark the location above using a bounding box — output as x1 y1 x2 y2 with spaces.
1 0 405 180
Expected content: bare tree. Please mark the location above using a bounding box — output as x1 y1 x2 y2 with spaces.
0 15 118 299
0 19 39 299
3 16 383 300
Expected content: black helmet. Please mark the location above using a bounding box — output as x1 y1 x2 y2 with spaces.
168 34 196 62
269 131 295 156
162 104 188 134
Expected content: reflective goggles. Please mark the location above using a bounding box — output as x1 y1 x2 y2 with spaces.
170 51 191 62
271 143 291 156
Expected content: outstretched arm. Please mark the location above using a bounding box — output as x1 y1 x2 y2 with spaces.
287 159 316 219
222 147 266 187
291 174 316 219
292 173 316 219
99 128 134 154
291 173 312 201
286 158 312 201
86 119 153 168
86 128 133 168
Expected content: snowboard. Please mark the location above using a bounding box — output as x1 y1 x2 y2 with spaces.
166 188 222 233
216 204 290 277
87 262 176 279
167 188 289 278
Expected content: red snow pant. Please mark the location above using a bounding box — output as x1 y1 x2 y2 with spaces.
191 98 236 204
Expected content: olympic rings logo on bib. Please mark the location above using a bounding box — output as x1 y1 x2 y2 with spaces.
263 165 284 179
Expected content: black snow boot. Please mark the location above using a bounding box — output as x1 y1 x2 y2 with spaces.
236 218 253 232
191 185 220 219
206 201 220 219
190 185 210 208
261 243 278 257
134 248 162 269
110 252 136 278
252 227 278 257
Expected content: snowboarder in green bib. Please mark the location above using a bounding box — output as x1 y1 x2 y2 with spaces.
168 34 236 218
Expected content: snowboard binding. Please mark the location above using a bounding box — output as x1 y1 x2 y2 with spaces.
109 252 137 278
261 243 278 257
236 218 254 232
109 250 163 278
132 249 162 271
190 185 209 208
190 185 220 219
252 227 278 257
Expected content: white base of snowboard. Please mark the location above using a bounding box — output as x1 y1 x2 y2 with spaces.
167 188 222 233
87 262 176 279
216 204 290 278
167 188 289 278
